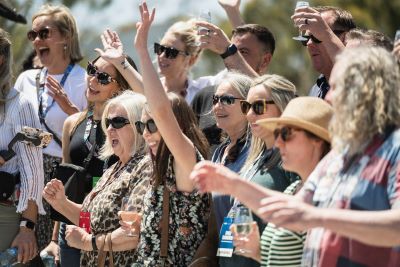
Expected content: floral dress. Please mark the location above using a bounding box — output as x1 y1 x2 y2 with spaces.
80 154 152 266
134 152 211 266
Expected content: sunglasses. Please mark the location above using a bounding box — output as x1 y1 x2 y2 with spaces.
301 30 345 46
240 99 275 115
135 119 158 135
27 27 51 41
154 43 188 59
87 62 118 85
212 95 242 106
105 116 130 129
273 126 302 142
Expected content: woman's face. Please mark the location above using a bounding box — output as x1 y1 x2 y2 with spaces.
157 33 191 78
106 105 135 163
213 81 247 134
31 15 67 69
274 124 319 175
245 84 281 140
86 58 120 103
140 110 161 156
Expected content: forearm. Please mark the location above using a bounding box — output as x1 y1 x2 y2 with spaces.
21 200 38 223
223 53 258 78
317 208 400 247
53 199 82 226
223 6 244 28
321 33 345 63
113 57 144 94
51 221 60 241
92 229 139 252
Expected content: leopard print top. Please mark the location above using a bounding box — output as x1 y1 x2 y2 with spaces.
80 153 152 267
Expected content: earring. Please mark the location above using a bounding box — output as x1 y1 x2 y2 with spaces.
63 44 67 51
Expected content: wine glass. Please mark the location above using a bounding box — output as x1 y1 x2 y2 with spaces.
195 9 212 46
292 1 310 41
120 197 141 237
395 30 400 43
233 206 254 254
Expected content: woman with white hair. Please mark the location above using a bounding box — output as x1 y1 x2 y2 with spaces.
43 92 152 266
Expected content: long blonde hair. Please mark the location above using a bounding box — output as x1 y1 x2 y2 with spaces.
241 74 296 173
330 46 400 156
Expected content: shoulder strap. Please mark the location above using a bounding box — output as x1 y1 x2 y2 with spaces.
82 122 97 170
107 233 114 267
160 186 170 266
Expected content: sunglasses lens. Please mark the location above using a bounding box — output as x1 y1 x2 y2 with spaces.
273 129 280 140
253 101 265 115
38 28 50 40
311 35 322 44
107 117 129 129
212 95 219 105
301 36 310 46
87 63 96 76
240 101 251 114
135 121 145 135
147 119 158 133
27 31 37 41
154 43 162 55
222 96 235 105
167 48 179 59
97 72 111 85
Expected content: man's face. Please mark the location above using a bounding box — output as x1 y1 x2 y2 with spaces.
305 11 336 77
231 32 272 75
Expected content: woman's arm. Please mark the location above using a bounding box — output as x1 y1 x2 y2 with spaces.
95 29 144 94
218 0 245 28
134 1 197 192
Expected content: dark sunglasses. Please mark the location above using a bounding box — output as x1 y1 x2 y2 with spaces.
87 62 118 85
105 116 130 129
273 126 302 142
135 119 158 135
212 95 242 106
240 99 275 115
154 42 188 59
27 27 51 41
301 30 345 46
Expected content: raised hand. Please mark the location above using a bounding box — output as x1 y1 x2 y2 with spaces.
190 161 238 194
134 1 155 53
95 29 125 65
46 76 78 115
218 0 241 10
195 21 231 54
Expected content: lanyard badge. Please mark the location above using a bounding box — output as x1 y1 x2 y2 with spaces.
79 211 91 233
217 217 234 257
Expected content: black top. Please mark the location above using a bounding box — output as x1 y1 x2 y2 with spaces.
69 116 117 178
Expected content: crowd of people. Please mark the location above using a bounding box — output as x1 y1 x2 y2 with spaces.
0 0 400 267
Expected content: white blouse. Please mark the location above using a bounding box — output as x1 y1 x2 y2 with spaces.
0 88 45 214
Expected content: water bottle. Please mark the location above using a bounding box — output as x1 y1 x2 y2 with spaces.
40 251 56 267
0 247 17 266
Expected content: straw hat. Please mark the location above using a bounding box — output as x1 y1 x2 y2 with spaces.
256 96 333 142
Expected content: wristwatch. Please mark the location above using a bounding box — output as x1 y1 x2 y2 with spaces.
20 218 35 230
220 43 238 59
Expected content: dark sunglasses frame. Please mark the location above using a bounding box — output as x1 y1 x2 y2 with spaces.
240 99 275 115
105 116 130 129
273 126 302 142
301 30 345 46
212 95 242 106
27 27 51 41
135 119 158 135
154 42 189 59
87 62 118 85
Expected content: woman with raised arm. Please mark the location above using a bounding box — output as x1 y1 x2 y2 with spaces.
130 2 210 266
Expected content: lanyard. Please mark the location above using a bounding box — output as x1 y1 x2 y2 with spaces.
83 108 97 151
38 63 74 120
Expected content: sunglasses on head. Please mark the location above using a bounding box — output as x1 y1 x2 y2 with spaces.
87 62 118 85
27 27 51 41
154 43 188 59
301 30 345 46
212 95 241 106
240 99 275 115
105 116 130 129
135 119 158 135
273 126 302 142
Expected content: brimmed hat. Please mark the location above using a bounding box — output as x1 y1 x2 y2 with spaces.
256 96 333 142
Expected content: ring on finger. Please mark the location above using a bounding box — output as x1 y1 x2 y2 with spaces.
305 18 309 25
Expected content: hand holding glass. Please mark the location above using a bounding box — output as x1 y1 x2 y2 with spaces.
196 9 211 46
120 197 141 237
395 30 400 43
293 1 310 41
233 206 254 254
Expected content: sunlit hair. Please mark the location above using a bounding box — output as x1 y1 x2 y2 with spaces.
315 6 356 32
345 28 393 51
330 46 400 156
241 74 297 173
0 28 12 109
164 19 202 59
32 4 83 63
99 91 146 159
144 93 209 187
218 71 253 99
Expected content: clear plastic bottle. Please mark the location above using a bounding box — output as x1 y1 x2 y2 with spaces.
0 247 18 266
40 251 56 267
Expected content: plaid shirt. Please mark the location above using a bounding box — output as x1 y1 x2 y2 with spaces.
300 128 400 267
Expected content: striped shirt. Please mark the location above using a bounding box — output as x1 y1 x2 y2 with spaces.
0 88 44 214
260 180 305 267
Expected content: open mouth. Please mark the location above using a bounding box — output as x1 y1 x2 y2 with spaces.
38 47 50 58
88 86 100 95
112 139 119 147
